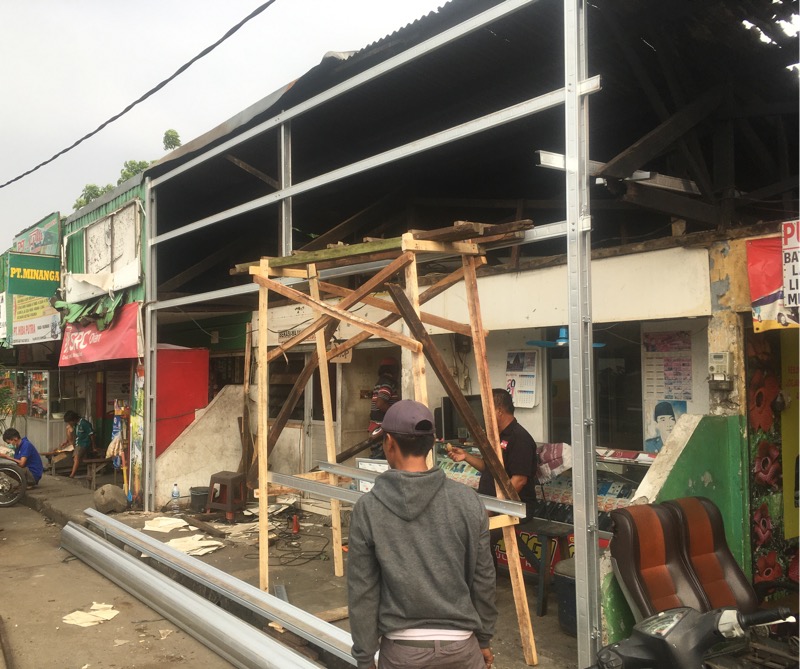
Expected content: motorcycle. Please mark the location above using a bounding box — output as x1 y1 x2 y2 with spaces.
0 461 26 507
587 606 795 669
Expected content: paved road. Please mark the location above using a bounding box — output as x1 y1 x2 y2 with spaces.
0 504 234 669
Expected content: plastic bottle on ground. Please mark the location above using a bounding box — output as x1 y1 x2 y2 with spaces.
170 483 180 512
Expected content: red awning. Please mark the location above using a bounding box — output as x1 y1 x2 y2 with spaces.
59 302 142 366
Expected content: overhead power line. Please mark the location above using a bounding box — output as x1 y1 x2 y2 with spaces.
0 0 278 191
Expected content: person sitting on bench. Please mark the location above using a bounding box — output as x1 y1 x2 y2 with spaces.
64 410 97 479
1 428 44 488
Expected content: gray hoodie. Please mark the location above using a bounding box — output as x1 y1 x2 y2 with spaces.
347 467 497 669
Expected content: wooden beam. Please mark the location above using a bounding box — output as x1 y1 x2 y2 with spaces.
318 281 473 337
488 514 520 530
623 182 720 226
325 264 476 360
252 273 422 353
264 253 416 362
225 154 280 190
257 259 270 592
385 283 517 501
309 264 344 577
598 86 724 180
402 238 481 255
159 237 248 292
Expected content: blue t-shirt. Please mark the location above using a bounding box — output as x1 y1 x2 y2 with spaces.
15 437 43 483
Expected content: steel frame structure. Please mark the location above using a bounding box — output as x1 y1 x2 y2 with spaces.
144 0 599 662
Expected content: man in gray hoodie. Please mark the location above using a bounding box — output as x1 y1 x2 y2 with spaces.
347 400 497 669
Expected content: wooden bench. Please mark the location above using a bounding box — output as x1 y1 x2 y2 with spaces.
83 458 113 490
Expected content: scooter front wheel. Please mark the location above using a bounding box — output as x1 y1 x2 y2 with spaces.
0 464 26 506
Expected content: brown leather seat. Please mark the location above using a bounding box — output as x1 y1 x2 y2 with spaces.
609 503 710 621
662 496 759 614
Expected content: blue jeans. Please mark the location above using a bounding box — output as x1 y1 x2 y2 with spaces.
378 635 485 669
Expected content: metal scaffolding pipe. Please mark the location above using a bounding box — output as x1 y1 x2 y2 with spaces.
61 523 321 669
82 508 355 664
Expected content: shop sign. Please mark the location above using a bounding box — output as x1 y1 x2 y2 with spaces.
783 220 799 308
7 252 61 298
11 295 60 345
59 302 142 367
13 212 60 256
747 237 799 332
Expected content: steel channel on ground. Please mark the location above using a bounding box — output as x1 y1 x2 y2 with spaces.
82 508 355 664
61 522 321 669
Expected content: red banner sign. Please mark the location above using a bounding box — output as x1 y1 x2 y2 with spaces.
746 238 799 332
59 302 142 366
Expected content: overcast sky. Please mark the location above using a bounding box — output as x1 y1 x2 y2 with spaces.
0 0 444 252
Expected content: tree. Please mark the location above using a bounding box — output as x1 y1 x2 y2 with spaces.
73 183 114 210
118 160 151 185
163 129 181 151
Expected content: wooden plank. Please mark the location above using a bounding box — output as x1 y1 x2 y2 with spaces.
257 259 270 592
314 606 350 623
488 514 520 530
464 254 537 664
267 238 403 268
318 281 472 336
240 328 253 474
325 265 473 360
309 264 344 577
402 239 427 407
503 524 538 665
252 273 422 353
401 238 480 255
385 283 517 501
409 221 487 242
266 253 415 363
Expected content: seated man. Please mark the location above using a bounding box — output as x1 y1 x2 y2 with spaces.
64 410 97 478
1 428 44 488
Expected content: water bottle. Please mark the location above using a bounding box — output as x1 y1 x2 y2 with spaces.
170 483 180 512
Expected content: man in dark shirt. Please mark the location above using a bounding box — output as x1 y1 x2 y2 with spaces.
447 388 538 522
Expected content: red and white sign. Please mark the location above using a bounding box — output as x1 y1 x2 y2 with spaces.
59 302 142 367
783 220 799 308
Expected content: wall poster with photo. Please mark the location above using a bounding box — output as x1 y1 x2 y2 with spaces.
505 350 538 408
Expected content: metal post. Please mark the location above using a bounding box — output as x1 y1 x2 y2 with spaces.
280 121 293 257
564 0 600 665
143 179 158 512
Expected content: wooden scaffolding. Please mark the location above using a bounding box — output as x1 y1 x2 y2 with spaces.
249 220 539 665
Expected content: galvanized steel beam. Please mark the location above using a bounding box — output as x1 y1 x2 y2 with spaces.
61 522 321 669
82 508 355 664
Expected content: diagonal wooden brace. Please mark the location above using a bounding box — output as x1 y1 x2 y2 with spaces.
385 283 518 501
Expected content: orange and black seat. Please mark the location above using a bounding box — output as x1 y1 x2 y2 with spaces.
609 503 710 621
662 496 759 614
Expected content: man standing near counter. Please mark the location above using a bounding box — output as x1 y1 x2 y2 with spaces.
447 388 538 522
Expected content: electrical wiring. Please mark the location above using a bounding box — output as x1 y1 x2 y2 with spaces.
245 525 331 566
0 0 278 191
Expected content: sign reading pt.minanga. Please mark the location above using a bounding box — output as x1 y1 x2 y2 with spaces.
7 252 60 298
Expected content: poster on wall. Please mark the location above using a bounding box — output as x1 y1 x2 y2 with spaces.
11 295 61 345
781 336 798 539
747 236 799 332
642 331 693 401
643 399 687 453
783 220 799 310
505 350 538 408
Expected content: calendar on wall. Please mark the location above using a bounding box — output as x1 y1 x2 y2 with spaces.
505 350 538 408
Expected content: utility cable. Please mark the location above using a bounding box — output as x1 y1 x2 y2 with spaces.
0 0 278 191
